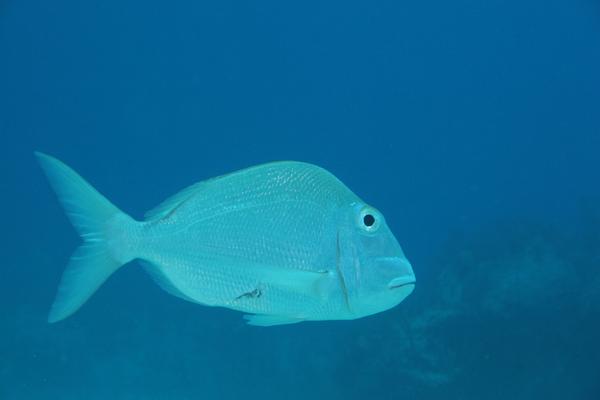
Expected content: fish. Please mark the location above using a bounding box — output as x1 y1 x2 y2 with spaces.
36 152 416 326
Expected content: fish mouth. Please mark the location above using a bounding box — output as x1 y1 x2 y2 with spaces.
387 276 416 290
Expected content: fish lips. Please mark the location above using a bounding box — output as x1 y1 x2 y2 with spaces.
387 275 416 290
377 257 416 290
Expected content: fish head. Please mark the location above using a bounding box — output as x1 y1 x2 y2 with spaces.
336 202 415 318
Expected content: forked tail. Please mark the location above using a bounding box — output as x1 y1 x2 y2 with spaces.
36 152 138 322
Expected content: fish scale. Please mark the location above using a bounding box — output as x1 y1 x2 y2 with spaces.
37 153 415 326
132 163 352 318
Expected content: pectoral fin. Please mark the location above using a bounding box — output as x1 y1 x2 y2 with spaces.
256 265 332 300
244 314 305 327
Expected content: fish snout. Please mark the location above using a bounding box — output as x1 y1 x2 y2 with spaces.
374 256 416 290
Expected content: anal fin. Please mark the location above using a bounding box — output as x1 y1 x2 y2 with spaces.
139 260 200 304
244 314 305 327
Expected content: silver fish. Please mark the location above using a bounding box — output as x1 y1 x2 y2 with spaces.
36 152 415 326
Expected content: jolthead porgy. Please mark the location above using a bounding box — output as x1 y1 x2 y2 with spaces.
36 152 415 326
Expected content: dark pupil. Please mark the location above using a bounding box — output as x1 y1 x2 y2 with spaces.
363 214 376 227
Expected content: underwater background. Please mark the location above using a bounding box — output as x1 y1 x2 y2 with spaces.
1 0 600 399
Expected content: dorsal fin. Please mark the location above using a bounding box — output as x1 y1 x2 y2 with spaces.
144 181 205 220
143 166 245 220
144 160 355 221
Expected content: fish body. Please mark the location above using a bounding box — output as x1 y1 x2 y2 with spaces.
36 153 415 326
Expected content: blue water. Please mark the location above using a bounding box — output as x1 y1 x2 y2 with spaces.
1 0 600 398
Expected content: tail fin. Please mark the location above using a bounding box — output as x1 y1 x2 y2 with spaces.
35 152 138 323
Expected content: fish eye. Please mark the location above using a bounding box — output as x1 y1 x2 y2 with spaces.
358 206 381 233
